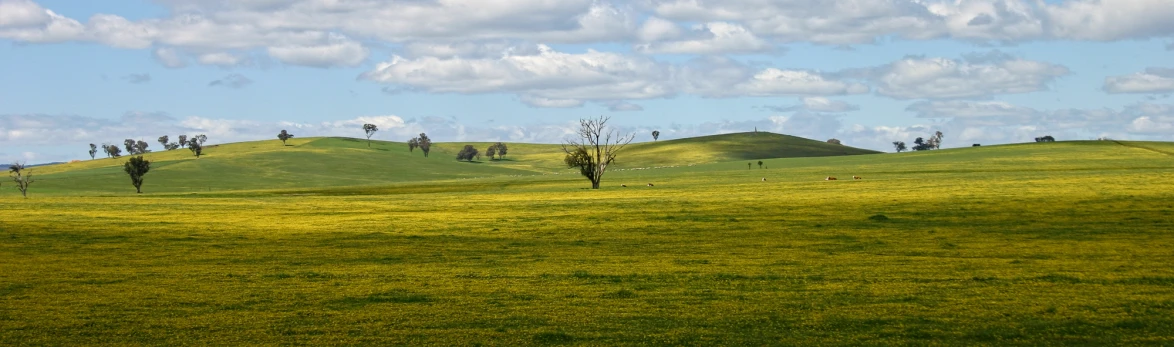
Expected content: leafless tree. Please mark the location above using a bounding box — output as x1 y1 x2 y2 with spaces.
562 116 634 189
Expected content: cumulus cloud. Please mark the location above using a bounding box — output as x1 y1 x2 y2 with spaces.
122 73 151 84
634 22 772 55
197 52 246 66
602 101 644 112
845 52 1070 99
266 34 368 67
1104 67 1174 94
208 73 253 88
760 97 860 113
361 46 866 107
153 47 187 68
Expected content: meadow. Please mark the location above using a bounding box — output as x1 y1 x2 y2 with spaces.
2 136 1173 345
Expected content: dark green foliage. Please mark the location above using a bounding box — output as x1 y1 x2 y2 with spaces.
158 136 169 149
827 138 842 145
652 130 660 141
178 135 188 148
869 214 890 221
913 137 933 151
135 140 149 154
564 147 595 183
893 141 907 153
362 124 378 148
456 145 479 162
278 130 294 146
757 160 763 169
123 156 150 194
124 139 136 154
417 133 432 157
485 145 497 160
1035 136 1056 142
187 139 203 158
408 138 419 152
106 145 122 158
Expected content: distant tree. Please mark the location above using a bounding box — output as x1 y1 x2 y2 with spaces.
758 160 763 169
194 134 208 145
277 130 294 146
893 141 907 153
494 142 508 159
973 144 981 147
158 136 170 150
913 137 935 151
408 138 419 152
652 130 660 141
417 133 432 157
135 140 150 154
827 138 842 145
187 138 203 158
124 139 137 154
362 124 378 148
562 116 633 189
106 145 122 158
178 135 188 148
933 131 944 149
88 143 98 160
1035 135 1056 143
748 162 751 170
9 162 33 198
486 145 497 160
456 145 479 162
123 156 150 194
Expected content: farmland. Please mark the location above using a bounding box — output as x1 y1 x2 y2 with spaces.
2 136 1173 345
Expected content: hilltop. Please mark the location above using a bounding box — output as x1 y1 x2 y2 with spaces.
17 132 877 195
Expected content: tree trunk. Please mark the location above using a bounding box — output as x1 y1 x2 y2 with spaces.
591 180 600 189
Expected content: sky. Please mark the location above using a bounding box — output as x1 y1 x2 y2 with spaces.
1 0 1173 164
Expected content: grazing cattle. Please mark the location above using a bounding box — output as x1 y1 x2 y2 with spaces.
621 184 627 187
825 176 837 181
647 183 655 187
852 176 862 180
762 177 767 182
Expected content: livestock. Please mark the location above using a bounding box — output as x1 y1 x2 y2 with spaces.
647 183 655 187
825 177 837 181
852 176 862 180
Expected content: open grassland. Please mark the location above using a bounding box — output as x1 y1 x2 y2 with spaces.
2 141 1174 345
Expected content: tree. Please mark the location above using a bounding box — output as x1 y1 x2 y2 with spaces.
748 162 751 169
88 144 98 160
562 116 633 189
408 138 419 152
194 134 208 146
363 124 378 148
277 130 294 146
486 145 497 160
187 138 203 158
893 141 907 153
933 131 944 149
912 137 933 151
456 145 479 162
158 136 170 150
107 145 122 158
178 135 188 148
417 133 432 157
652 130 660 141
494 142 508 159
123 156 150 194
135 140 150 154
827 138 842 145
9 162 33 198
1035 135 1056 143
758 160 763 169
124 139 137 154
166 142 179 150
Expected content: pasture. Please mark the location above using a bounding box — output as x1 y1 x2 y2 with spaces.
2 138 1174 345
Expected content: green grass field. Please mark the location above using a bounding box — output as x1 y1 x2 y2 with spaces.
2 135 1174 345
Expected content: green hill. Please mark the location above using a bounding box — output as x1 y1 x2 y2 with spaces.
14 132 877 195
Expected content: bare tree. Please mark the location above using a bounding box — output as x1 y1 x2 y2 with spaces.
363 124 378 148
10 162 34 198
89 144 98 160
933 131 944 149
562 116 634 189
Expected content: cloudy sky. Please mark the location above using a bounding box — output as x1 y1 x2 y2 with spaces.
2 0 1173 163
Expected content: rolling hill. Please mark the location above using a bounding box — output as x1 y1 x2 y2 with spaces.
14 132 878 195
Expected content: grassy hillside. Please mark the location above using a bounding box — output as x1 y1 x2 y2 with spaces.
2 139 1173 344
12 132 877 195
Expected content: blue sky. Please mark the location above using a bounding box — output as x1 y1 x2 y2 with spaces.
2 0 1173 163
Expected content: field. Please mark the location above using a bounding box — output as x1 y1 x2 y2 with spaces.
2 136 1174 345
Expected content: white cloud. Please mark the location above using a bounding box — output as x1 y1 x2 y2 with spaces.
153 47 187 68
208 74 253 88
636 16 683 42
1041 0 1174 41
518 95 585 108
634 22 772 55
849 53 1070 99
197 52 246 66
0 0 51 28
266 34 368 67
602 101 644 112
1104 67 1174 94
762 97 860 113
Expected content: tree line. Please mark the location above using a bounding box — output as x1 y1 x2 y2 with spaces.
90 134 208 159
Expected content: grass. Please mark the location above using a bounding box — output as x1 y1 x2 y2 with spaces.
1 138 1173 344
